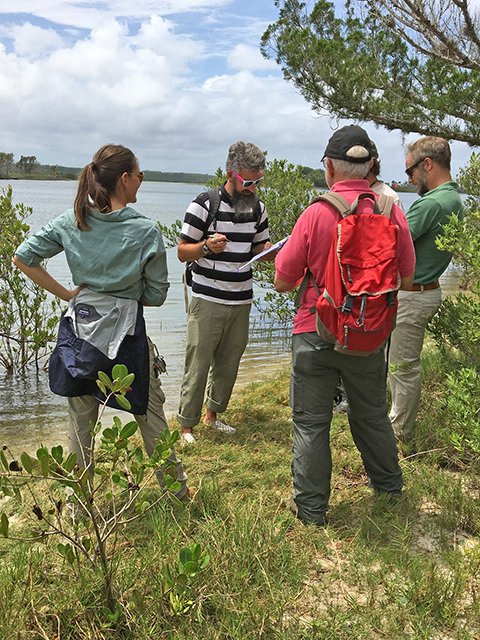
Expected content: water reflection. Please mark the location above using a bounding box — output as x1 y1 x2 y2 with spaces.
0 181 464 456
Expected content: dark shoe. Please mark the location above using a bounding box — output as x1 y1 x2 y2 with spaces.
368 478 403 504
289 496 327 527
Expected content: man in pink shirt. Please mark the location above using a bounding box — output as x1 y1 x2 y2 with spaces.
275 125 415 526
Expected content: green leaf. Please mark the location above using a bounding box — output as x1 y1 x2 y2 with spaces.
120 373 135 389
82 537 91 552
134 447 144 462
0 450 9 471
119 421 138 439
66 546 75 564
112 364 128 380
200 555 210 569
40 455 50 478
20 453 33 474
36 447 48 461
96 380 107 396
179 547 193 565
165 464 177 480
192 543 201 561
97 371 111 388
164 474 173 489
1 513 9 537
135 466 145 484
170 494 184 510
64 452 77 473
115 439 129 450
169 482 181 493
51 445 63 464
115 394 131 411
184 560 198 574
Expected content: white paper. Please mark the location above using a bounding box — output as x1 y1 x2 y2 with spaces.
236 235 290 272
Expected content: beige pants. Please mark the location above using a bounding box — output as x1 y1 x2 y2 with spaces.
67 338 188 498
388 288 442 436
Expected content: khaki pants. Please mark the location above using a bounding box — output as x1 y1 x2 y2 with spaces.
177 297 251 429
388 288 442 436
68 337 188 498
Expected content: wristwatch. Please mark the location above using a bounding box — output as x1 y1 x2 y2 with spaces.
201 239 212 256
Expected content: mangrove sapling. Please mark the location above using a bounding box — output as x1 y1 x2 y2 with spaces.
0 364 184 614
0 186 61 371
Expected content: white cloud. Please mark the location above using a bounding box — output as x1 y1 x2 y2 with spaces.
0 1 228 29
227 44 277 71
0 22 64 57
0 9 474 180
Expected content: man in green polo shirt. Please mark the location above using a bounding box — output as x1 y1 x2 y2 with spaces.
388 137 464 437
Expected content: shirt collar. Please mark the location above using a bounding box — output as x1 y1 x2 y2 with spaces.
87 206 147 222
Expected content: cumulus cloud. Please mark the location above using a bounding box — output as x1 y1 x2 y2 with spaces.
0 9 472 179
1 22 64 57
227 44 277 71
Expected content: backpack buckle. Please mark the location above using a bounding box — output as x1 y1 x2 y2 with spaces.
341 294 354 314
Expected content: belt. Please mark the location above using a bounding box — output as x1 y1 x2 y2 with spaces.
410 281 439 291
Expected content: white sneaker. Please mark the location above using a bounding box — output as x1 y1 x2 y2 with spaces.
209 419 236 434
182 432 195 444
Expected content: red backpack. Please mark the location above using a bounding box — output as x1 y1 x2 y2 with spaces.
299 192 400 356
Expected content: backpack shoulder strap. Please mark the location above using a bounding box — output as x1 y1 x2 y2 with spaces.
310 192 351 218
294 268 321 313
205 188 221 234
376 193 394 218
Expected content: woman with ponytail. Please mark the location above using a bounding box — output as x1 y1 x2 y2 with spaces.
13 144 188 501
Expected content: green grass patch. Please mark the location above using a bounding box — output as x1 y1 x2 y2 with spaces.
1 365 480 639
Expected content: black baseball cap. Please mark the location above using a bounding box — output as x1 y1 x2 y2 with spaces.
322 125 373 163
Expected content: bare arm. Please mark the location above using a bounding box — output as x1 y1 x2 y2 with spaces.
400 274 415 290
274 274 297 293
177 233 227 263
13 256 85 301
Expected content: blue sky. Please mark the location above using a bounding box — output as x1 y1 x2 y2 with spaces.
0 0 473 180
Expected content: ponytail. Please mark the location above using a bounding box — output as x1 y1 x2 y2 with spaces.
73 144 137 231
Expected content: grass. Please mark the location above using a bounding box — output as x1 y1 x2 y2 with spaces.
1 362 480 639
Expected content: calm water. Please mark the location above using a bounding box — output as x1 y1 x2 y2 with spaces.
0 180 291 454
0 183 459 454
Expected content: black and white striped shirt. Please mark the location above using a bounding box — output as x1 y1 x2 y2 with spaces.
180 184 270 305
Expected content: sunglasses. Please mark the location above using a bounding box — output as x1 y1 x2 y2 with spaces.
232 170 264 188
405 158 426 178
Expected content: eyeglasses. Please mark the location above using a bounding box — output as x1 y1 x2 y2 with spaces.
232 170 264 188
405 158 426 178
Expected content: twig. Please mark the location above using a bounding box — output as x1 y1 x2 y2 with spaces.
400 447 447 462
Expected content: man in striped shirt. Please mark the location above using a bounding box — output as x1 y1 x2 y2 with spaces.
177 141 273 443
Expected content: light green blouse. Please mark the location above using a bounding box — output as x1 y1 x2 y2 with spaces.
15 206 169 306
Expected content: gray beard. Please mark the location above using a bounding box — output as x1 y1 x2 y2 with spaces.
231 190 259 221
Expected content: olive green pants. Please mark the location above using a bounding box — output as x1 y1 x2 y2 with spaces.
177 297 251 429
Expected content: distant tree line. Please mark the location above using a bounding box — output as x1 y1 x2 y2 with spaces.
1 150 331 187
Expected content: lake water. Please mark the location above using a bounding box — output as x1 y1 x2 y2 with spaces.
0 179 292 454
0 182 459 454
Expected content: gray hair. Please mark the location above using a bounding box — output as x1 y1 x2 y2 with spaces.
408 137 451 170
330 158 370 179
226 141 265 173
